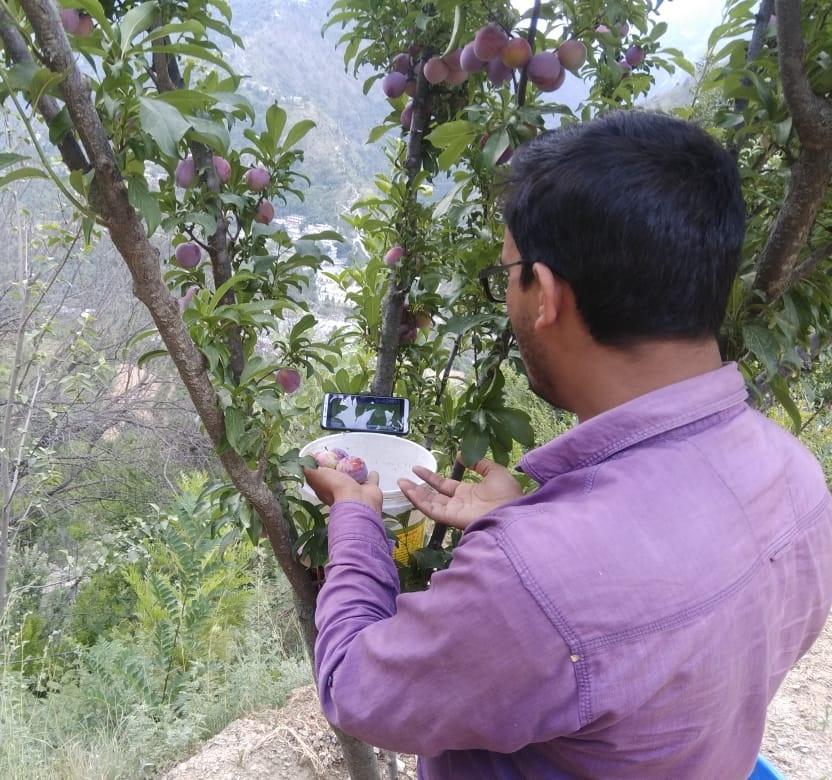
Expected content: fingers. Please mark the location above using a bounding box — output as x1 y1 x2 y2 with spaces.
397 479 455 525
411 465 460 497
471 458 503 477
366 471 380 486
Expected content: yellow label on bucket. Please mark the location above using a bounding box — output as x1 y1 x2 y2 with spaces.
392 517 426 566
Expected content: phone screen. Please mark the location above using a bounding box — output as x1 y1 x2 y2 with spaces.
322 393 409 435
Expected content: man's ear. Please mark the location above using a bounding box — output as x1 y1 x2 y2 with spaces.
532 262 561 332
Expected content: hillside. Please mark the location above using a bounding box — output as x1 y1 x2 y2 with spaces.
228 0 391 226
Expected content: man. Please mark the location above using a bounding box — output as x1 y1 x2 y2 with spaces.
304 111 832 778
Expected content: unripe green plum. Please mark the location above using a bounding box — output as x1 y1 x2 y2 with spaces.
175 157 195 188
276 367 301 394
336 456 369 484
174 242 201 269
528 52 562 91
501 37 532 69
382 71 408 98
423 57 450 85
244 166 270 192
474 23 508 62
255 201 275 225
212 155 231 184
460 42 486 72
557 39 587 71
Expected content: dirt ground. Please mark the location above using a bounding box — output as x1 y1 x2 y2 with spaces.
163 618 831 780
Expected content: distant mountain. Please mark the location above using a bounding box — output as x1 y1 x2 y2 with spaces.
229 0 392 229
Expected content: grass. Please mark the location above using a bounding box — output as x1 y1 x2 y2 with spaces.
0 565 312 779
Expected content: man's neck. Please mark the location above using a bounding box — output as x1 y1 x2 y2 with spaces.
568 339 724 422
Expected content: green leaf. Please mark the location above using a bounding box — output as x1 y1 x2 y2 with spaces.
224 407 246 453
282 120 316 150
299 230 344 242
266 104 287 143
460 422 490 467
209 272 258 310
426 120 478 148
499 409 535 448
742 323 780 376
367 122 395 144
125 327 159 350
0 167 48 188
117 1 157 48
126 176 161 236
138 97 191 157
770 375 802 433
155 89 217 113
186 115 230 153
482 129 511 168
137 348 169 367
0 153 30 170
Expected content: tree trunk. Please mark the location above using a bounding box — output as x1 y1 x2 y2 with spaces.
371 66 431 397
294 595 382 780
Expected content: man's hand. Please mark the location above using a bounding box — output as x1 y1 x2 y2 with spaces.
397 458 523 531
304 466 383 515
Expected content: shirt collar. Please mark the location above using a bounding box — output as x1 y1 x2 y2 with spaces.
518 363 749 484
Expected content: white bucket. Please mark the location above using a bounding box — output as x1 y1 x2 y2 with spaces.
299 432 437 516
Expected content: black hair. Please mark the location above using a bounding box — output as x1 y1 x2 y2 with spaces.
501 110 746 346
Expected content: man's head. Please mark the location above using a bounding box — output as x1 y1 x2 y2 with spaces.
499 110 746 413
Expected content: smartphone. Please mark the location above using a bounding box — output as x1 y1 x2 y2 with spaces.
321 393 410 435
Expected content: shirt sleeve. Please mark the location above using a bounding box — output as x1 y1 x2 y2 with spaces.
313 501 581 757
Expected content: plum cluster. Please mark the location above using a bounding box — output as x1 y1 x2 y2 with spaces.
171 157 276 311
312 448 369 484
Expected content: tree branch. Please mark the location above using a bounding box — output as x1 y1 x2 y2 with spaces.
371 63 432 397
18 0 316 607
0 5 89 172
753 0 832 299
517 0 542 107
775 0 832 148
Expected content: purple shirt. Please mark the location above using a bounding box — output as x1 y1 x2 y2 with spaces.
314 364 832 778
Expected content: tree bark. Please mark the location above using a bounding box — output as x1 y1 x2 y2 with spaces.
753 0 832 299
371 66 431 397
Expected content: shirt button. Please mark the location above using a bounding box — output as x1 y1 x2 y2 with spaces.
570 654 581 663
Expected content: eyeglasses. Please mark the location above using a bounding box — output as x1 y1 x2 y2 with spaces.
478 261 525 304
